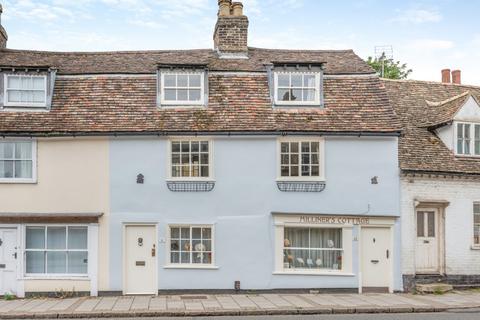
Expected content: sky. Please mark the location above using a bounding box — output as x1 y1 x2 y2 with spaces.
1 0 479 85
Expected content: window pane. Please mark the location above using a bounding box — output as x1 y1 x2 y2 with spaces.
47 251 67 274
32 77 45 90
33 91 45 103
7 90 21 103
177 89 188 101
311 165 319 176
291 89 301 101
172 166 180 177
177 75 188 87
171 227 180 239
278 74 289 87
26 227 45 249
171 252 179 263
68 227 88 249
278 89 290 101
202 228 211 239
427 212 435 237
189 74 201 87
172 154 180 164
281 166 289 177
172 142 180 152
311 228 342 248
200 141 209 152
15 142 32 159
303 89 315 101
291 154 299 165
164 75 176 87
0 143 14 159
26 251 45 273
291 74 302 87
181 252 190 263
200 153 209 164
188 89 201 101
290 165 299 176
417 212 424 237
304 75 316 87
474 203 480 214
7 76 21 88
290 142 299 153
284 228 309 248
181 141 190 152
200 165 209 177
0 160 14 178
68 252 88 274
457 124 464 138
164 89 176 100
281 142 289 153
14 160 32 178
47 227 66 249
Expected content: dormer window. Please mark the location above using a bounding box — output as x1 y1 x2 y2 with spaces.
158 67 207 107
4 74 47 107
274 72 320 105
456 122 480 156
271 63 324 107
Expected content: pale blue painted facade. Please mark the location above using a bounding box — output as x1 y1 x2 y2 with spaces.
108 136 401 291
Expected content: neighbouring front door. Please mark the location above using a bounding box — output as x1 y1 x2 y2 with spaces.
415 209 440 273
361 227 392 292
124 225 157 295
0 228 18 296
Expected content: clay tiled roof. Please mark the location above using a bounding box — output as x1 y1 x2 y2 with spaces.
0 47 373 75
383 79 480 175
0 47 400 135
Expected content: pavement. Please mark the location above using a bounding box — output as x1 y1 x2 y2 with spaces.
0 291 479 319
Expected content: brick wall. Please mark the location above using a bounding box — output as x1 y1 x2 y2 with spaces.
214 16 248 53
401 176 480 276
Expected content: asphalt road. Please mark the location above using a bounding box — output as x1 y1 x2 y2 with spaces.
36 310 480 320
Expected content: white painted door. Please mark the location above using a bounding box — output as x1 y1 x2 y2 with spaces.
0 228 18 296
361 227 392 289
415 209 439 273
124 225 157 295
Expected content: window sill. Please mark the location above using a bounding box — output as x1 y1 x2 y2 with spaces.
274 104 324 108
164 265 219 270
23 275 90 280
471 246 480 250
273 271 354 277
159 104 206 109
0 179 37 184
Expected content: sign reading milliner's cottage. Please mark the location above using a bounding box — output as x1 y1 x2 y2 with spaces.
299 215 370 225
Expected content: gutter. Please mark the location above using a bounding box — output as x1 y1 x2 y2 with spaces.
0 130 402 138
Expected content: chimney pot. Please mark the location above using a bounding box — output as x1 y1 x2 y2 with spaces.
441 69 451 83
218 0 232 16
232 2 244 16
452 70 461 85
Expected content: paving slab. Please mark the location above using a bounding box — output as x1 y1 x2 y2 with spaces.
94 297 118 311
111 297 134 312
130 296 151 310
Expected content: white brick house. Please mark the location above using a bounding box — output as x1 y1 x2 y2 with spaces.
385 74 480 291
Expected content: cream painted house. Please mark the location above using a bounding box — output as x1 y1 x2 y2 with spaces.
0 138 109 297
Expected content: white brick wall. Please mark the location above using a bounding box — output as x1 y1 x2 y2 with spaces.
401 176 480 275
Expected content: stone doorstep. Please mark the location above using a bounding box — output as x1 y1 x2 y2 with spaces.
416 283 454 294
0 306 469 319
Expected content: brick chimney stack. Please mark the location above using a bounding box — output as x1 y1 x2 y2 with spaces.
0 5 7 49
441 69 451 83
213 0 249 58
452 70 461 84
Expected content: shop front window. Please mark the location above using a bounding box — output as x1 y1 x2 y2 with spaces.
283 227 342 271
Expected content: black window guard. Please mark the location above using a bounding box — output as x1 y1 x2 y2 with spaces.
167 181 215 192
277 181 326 192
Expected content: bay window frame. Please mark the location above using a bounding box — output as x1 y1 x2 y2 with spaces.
277 137 325 182
0 139 37 184
3 74 48 108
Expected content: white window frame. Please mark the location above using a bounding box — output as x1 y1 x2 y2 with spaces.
474 202 480 248
165 224 216 269
24 224 90 278
273 72 321 106
160 71 205 106
167 138 214 181
454 121 480 157
277 137 325 181
282 226 344 272
3 74 48 108
0 139 37 184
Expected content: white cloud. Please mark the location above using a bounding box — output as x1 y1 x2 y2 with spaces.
391 8 442 24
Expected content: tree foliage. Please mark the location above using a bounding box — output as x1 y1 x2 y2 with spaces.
366 53 412 79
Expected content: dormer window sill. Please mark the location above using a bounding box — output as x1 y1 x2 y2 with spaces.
1 106 49 112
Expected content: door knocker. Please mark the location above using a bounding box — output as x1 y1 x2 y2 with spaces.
0 238 3 246
138 237 143 247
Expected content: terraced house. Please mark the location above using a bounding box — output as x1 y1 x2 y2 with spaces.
385 72 480 292
0 1 402 297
